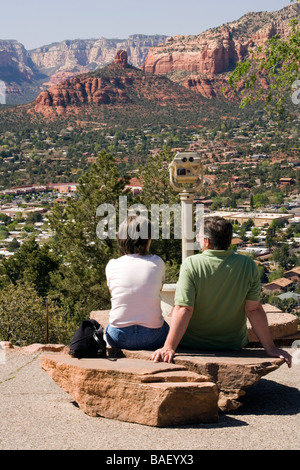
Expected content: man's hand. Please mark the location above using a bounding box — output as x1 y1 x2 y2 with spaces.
152 346 175 363
264 345 292 368
152 305 194 363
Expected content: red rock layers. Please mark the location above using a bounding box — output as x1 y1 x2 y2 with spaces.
113 50 128 68
142 4 299 98
143 30 241 76
32 53 130 117
31 50 206 118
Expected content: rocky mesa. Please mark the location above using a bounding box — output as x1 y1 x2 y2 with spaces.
30 50 208 120
32 51 131 117
0 35 167 104
29 35 167 76
142 3 300 98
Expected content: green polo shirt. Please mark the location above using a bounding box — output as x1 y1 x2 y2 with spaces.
174 249 261 350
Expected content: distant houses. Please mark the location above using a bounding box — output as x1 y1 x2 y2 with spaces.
241 246 270 257
280 178 295 186
284 266 300 281
0 183 78 196
209 210 293 227
124 177 142 196
0 206 47 218
262 266 300 295
262 277 294 293
277 292 300 302
227 176 248 188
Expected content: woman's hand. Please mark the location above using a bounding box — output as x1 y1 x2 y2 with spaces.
152 346 175 363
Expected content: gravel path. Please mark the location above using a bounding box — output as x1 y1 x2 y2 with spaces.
0 348 299 451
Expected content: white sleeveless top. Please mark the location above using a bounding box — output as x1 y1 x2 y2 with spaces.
105 254 165 328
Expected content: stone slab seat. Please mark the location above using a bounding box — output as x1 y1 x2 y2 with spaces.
40 354 219 427
89 309 290 411
247 307 299 344
117 348 285 412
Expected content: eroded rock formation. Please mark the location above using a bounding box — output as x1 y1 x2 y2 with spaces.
30 50 207 118
142 3 300 97
0 35 167 104
32 53 131 117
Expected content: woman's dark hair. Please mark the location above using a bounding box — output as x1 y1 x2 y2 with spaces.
117 215 152 256
204 216 233 250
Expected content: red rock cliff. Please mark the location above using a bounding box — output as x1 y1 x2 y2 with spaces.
142 4 299 98
31 50 204 118
33 52 131 117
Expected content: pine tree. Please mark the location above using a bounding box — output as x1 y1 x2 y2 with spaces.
137 148 182 280
48 149 129 322
1 237 59 297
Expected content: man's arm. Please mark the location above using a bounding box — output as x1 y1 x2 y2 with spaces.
245 300 292 367
152 305 194 363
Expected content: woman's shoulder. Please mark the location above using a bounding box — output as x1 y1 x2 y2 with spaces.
147 254 165 267
106 256 122 271
107 254 165 266
106 257 119 265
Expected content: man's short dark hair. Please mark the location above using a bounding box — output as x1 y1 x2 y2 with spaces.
117 215 152 256
204 216 233 250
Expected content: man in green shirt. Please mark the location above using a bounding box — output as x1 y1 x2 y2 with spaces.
152 216 292 367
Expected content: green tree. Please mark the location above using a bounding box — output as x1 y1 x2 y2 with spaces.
252 227 261 237
0 282 73 346
265 225 278 248
0 226 8 240
257 263 268 282
0 213 12 225
285 222 300 239
253 193 269 208
271 218 287 230
271 243 297 269
0 282 45 346
138 148 178 206
250 194 254 210
137 148 182 277
268 268 285 282
273 191 284 205
7 237 20 252
267 294 299 313
26 211 43 224
228 0 300 118
48 149 128 322
210 197 223 211
1 237 60 298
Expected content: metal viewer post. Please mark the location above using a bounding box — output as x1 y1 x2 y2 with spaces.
168 152 203 263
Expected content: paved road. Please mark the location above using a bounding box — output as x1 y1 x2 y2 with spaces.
0 348 299 451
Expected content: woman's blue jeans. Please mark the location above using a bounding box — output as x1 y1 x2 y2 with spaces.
105 321 169 350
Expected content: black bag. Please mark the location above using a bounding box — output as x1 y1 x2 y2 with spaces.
69 319 107 358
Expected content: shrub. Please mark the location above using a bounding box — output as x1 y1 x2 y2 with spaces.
0 282 73 346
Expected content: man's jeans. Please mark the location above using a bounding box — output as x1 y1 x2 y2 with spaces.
105 321 169 350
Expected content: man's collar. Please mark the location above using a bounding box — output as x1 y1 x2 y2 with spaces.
201 249 233 257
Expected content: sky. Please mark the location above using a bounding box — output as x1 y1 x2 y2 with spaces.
1 0 292 50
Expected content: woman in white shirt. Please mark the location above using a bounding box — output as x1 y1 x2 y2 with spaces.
105 215 169 350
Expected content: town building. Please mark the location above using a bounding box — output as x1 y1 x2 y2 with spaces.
208 211 293 227
262 277 294 293
284 266 300 281
124 178 142 196
0 183 78 196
